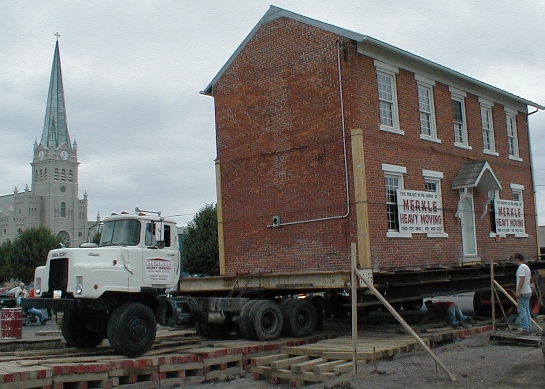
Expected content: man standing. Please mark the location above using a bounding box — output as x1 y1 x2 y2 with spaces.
513 253 532 335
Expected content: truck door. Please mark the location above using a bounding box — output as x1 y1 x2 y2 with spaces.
142 222 177 286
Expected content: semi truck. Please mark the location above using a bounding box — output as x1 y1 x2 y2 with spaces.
22 208 545 358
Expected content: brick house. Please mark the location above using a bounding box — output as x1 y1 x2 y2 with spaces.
203 6 543 276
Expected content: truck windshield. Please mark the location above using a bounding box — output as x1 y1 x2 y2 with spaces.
100 219 141 246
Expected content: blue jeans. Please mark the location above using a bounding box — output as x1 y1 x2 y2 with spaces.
517 293 532 333
447 304 468 327
27 307 45 322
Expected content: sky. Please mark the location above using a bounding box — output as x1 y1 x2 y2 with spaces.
1 1 545 227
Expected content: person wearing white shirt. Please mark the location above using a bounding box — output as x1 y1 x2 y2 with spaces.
513 253 532 335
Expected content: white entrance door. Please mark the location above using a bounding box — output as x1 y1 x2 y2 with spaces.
459 189 477 261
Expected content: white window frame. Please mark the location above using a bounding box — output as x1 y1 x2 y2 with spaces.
505 107 522 161
375 61 402 135
382 163 410 238
479 98 498 156
511 183 528 238
422 169 448 238
450 87 471 150
416 75 439 143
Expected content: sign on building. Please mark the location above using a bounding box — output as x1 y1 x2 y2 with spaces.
494 199 525 235
397 189 444 234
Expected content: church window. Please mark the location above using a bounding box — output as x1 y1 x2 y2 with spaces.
54 168 59 181
68 170 73 182
40 169 43 181
35 170 39 182
61 169 66 181
44 168 48 180
61 202 66 217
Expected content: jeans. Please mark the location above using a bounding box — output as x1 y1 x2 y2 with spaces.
517 293 532 333
447 304 468 327
27 307 45 322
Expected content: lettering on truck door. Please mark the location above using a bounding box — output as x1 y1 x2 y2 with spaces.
143 222 176 285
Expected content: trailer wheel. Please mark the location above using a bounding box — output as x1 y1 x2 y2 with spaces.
402 299 423 311
62 310 103 349
107 302 156 357
196 321 234 339
249 300 283 341
238 300 260 340
283 299 317 338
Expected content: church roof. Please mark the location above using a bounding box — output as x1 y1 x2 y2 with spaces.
40 40 71 150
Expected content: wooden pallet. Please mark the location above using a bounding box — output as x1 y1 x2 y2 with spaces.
249 335 424 387
490 333 543 347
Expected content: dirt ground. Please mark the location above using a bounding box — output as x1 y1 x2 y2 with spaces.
182 332 545 389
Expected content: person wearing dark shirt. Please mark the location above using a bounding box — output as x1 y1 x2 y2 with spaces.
422 300 475 328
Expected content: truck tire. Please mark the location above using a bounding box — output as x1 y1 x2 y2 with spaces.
238 300 260 340
107 302 156 357
62 310 103 349
283 299 317 338
249 300 283 341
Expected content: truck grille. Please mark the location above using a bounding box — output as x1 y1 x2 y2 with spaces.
49 257 69 294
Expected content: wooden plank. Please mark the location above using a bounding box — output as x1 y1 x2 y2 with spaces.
490 334 543 347
271 356 309 369
291 358 328 374
251 353 290 366
312 359 346 374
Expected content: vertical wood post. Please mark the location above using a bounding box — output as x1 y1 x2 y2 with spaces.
351 243 358 375
215 159 226 275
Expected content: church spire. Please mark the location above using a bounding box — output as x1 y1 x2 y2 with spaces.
40 36 71 150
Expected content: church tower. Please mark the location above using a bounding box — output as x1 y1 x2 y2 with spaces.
30 38 88 247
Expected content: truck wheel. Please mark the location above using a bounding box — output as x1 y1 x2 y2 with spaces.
249 300 283 341
62 310 103 349
402 299 424 311
283 299 317 338
238 300 259 340
107 302 156 358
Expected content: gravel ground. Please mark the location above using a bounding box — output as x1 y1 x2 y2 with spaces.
183 332 545 389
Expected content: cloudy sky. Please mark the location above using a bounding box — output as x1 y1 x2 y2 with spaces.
1 1 545 227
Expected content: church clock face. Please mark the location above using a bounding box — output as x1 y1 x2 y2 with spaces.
60 150 69 160
38 150 45 160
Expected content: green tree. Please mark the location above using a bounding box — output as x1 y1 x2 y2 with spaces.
9 226 62 283
181 203 219 276
0 240 12 284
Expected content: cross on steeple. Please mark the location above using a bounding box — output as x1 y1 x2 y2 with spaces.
54 32 60 41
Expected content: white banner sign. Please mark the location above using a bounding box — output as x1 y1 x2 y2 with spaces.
494 199 525 234
397 189 444 234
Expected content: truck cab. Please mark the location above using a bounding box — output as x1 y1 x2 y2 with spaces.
24 210 181 357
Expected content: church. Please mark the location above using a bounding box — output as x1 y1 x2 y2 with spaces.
0 39 92 247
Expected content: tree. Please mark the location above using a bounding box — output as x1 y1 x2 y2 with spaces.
181 203 219 276
0 240 12 284
9 226 62 284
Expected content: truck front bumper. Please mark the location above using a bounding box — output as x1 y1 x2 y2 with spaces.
20 297 75 311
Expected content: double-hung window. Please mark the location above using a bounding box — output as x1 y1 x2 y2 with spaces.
382 164 407 237
416 75 439 142
423 169 447 237
375 61 402 135
479 98 497 155
450 87 470 149
505 107 521 161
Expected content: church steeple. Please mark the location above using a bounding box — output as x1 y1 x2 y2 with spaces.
40 37 71 150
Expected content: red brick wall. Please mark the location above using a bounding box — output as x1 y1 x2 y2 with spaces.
212 17 537 275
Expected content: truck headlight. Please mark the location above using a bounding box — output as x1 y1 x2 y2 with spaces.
76 276 83 295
